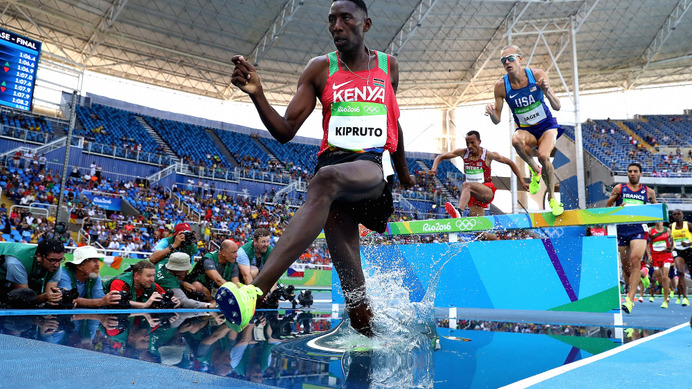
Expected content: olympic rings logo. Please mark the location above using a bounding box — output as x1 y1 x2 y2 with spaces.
455 219 477 231
543 227 565 238
364 106 382 115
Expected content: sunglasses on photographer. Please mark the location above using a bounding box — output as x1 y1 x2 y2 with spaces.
500 54 520 64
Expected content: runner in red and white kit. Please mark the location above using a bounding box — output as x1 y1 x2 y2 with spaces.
428 130 528 218
226 0 415 336
648 222 674 308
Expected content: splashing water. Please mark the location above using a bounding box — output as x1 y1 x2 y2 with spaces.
315 236 481 388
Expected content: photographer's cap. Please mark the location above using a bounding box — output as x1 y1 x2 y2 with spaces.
166 252 192 272
158 344 186 365
72 246 103 265
174 222 191 235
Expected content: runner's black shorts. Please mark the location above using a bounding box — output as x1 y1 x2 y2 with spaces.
314 149 393 233
676 248 692 271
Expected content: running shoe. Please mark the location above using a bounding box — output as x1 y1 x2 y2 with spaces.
649 296 654 302
670 290 675 299
676 297 681 304
529 166 542 194
215 282 263 332
445 202 461 218
682 298 689 307
641 276 650 290
549 198 564 216
621 296 634 314
661 300 669 309
637 296 643 303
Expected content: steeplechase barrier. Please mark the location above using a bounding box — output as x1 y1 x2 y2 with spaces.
332 204 668 321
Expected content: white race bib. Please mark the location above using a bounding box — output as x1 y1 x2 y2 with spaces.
465 167 484 183
652 241 667 252
328 102 387 151
515 100 546 126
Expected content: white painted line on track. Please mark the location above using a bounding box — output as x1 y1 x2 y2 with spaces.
500 322 689 389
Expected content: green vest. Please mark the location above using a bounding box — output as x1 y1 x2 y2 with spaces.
241 239 272 268
103 271 155 303
187 250 238 288
63 265 97 299
155 262 181 290
0 242 59 293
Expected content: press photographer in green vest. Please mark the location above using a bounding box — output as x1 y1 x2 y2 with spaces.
155 252 215 309
236 229 272 284
0 239 64 307
186 240 242 298
149 222 199 266
58 245 122 308
105 260 179 308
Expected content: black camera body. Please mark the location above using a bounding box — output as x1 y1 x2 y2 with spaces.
262 284 296 309
109 290 132 309
153 290 177 309
181 230 196 246
50 288 79 309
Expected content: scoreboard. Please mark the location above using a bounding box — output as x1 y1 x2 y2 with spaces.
0 27 41 112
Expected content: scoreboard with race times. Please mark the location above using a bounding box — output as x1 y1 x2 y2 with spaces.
0 27 41 112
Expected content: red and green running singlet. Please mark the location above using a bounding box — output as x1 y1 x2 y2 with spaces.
320 50 400 155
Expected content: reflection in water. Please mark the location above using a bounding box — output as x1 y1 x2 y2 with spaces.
0 310 335 383
0 311 664 388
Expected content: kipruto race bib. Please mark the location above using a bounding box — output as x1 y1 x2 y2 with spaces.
514 100 546 126
328 101 387 150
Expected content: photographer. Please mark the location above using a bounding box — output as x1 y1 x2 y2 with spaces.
58 246 122 308
149 223 198 266
0 239 64 308
186 240 242 298
104 260 181 309
236 229 272 284
155 253 216 309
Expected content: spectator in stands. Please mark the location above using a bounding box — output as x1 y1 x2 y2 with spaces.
12 151 21 169
0 239 64 308
104 260 179 308
149 222 199 266
236 228 272 284
154 252 214 309
38 154 46 171
70 165 80 178
58 245 122 308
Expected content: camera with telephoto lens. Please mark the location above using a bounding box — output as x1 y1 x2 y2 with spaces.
153 290 177 309
183 288 207 302
181 230 196 246
262 284 296 309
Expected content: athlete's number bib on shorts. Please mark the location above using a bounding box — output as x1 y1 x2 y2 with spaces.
328 102 387 151
514 100 546 126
